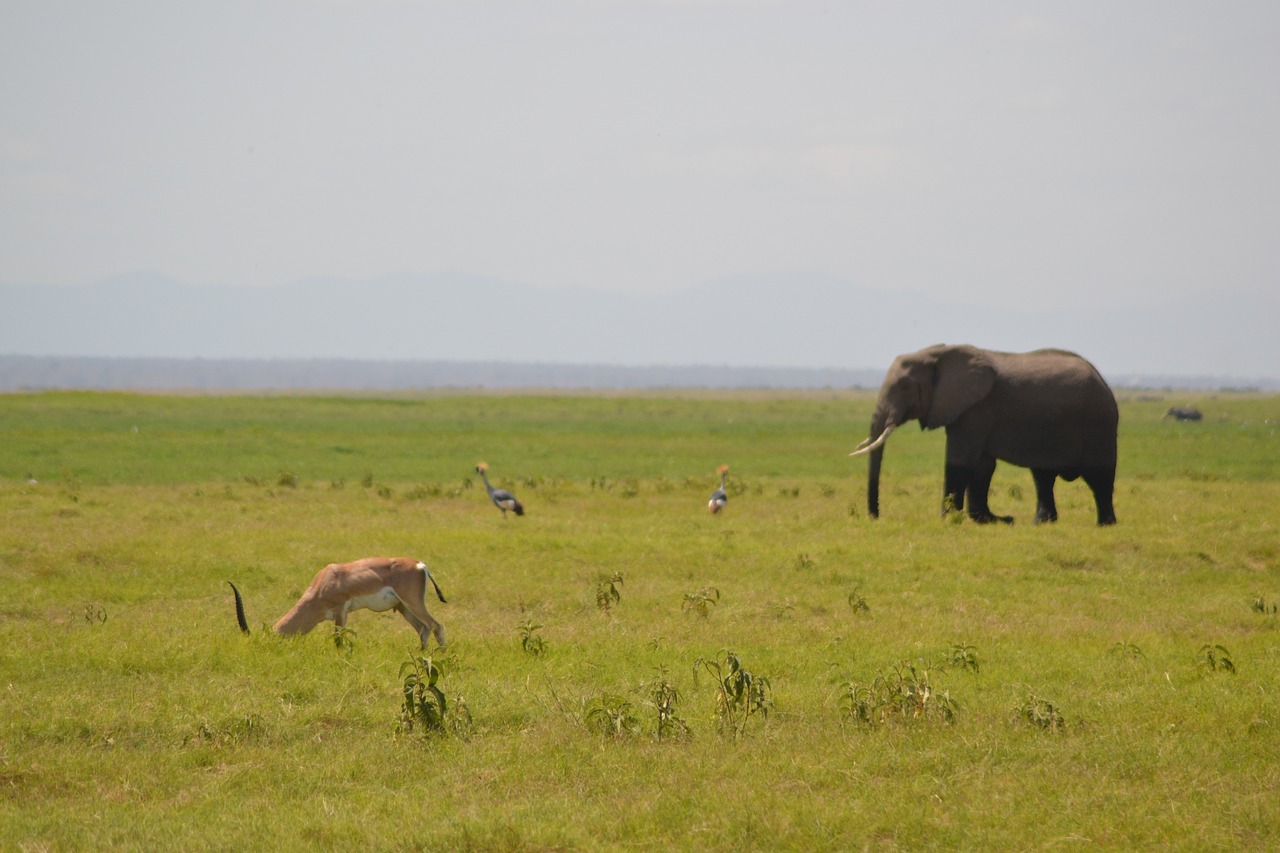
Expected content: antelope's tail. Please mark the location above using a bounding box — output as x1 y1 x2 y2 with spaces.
228 581 250 634
429 574 448 604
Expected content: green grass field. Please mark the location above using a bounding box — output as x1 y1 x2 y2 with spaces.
2 390 1278 850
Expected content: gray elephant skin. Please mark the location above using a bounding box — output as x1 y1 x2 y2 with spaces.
852 344 1118 525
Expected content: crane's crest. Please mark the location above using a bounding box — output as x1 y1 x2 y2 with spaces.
716 464 730 475
476 462 489 473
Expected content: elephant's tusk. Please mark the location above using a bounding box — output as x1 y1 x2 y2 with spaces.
850 424 895 457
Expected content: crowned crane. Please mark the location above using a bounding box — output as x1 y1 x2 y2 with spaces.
708 464 729 513
476 462 525 517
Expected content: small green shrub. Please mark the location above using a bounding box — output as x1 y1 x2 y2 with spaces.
648 671 690 741
847 589 869 616
947 643 979 674
518 618 546 656
840 661 957 728
596 572 623 613
682 586 720 619
694 649 772 737
1197 644 1236 674
584 693 641 738
1014 692 1066 731
332 625 356 656
398 654 471 739
1107 641 1145 663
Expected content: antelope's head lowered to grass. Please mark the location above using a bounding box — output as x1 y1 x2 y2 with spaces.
229 557 447 649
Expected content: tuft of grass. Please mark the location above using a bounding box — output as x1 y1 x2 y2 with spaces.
1251 593 1278 615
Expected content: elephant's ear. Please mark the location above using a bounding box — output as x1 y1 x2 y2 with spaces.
922 346 996 428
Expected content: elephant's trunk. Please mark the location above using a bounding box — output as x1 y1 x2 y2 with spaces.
864 414 891 519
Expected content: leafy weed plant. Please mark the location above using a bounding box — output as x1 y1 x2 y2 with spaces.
596 572 624 614
682 586 720 619
1197 643 1236 674
1014 691 1067 731
398 654 471 739
333 625 357 656
584 693 641 738
847 588 870 616
648 671 691 741
693 649 773 737
518 618 547 656
840 661 957 728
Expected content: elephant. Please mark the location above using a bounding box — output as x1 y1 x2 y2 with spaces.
851 344 1118 525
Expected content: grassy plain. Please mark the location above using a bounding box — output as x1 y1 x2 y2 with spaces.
1 390 1278 850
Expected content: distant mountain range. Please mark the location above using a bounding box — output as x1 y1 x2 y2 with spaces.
1 272 1276 390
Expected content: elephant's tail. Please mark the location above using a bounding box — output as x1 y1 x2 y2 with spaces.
228 581 250 634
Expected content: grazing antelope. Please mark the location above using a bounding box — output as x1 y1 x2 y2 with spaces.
229 557 447 648
708 464 729 513
476 462 524 517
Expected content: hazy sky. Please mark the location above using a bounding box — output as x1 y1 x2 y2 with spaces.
3 2 1278 315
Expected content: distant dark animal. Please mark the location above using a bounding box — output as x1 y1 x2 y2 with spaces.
708 464 729 513
229 557 447 648
476 462 525 517
1164 407 1203 422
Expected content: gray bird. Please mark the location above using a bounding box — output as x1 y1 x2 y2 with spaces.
476 462 524 517
708 464 729 513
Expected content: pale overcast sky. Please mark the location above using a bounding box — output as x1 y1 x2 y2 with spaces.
2 2 1277 316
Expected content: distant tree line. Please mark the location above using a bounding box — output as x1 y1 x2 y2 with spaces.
0 356 1272 394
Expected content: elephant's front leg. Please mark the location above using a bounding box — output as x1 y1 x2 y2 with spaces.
963 455 1013 525
942 464 969 517
1031 469 1059 523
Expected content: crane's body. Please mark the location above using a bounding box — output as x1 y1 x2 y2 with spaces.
708 465 729 513
476 463 524 517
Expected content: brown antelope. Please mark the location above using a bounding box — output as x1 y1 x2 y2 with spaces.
229 557 447 648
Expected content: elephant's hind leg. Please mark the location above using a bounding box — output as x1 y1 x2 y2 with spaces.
1082 467 1117 526
1031 469 1059 524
